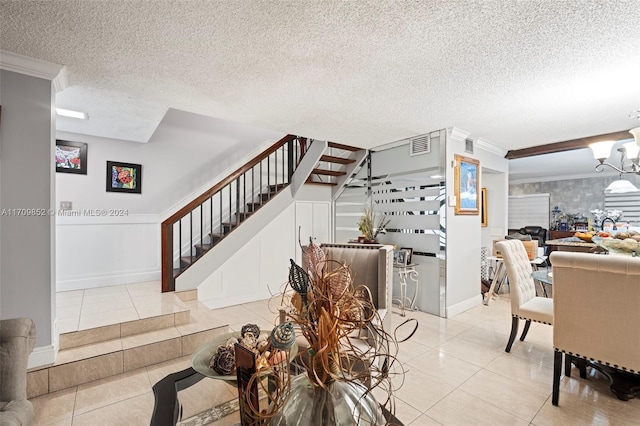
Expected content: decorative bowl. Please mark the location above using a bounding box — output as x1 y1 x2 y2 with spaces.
574 232 594 242
592 236 640 256
191 329 298 380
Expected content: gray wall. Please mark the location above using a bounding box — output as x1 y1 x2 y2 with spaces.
0 70 55 348
510 175 640 220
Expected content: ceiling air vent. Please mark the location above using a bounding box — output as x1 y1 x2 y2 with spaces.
410 135 431 156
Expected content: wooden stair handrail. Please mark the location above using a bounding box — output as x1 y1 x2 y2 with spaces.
162 134 296 227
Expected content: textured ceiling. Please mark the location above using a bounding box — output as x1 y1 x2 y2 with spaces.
1 1 640 149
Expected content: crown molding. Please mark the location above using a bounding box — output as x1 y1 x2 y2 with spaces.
476 137 507 157
0 50 67 92
447 127 471 143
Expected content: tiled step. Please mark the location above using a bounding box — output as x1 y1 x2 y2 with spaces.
27 292 229 399
28 324 229 398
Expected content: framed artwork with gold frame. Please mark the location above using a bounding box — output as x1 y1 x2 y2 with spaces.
454 154 480 215
481 188 488 226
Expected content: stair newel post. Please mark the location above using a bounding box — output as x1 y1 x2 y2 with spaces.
161 222 174 292
287 138 294 183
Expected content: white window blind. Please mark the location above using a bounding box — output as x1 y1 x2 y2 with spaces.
508 194 550 230
604 192 640 225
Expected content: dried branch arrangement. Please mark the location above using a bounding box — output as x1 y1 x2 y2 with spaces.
243 239 416 425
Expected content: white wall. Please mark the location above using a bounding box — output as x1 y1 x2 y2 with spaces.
197 185 332 310
481 172 508 250
445 129 508 317
54 111 285 289
56 215 161 291
56 109 285 215
0 69 57 365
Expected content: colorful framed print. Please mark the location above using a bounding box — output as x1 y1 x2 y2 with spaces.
56 140 87 174
454 154 480 215
106 161 142 194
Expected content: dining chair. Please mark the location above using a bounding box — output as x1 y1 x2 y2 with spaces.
495 240 553 353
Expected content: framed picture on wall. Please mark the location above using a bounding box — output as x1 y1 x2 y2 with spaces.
56 140 88 174
454 154 480 215
481 188 488 227
400 247 413 264
106 161 142 194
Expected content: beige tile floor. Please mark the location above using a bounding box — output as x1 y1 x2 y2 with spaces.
33 288 640 425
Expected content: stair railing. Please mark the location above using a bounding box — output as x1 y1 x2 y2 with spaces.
161 134 308 292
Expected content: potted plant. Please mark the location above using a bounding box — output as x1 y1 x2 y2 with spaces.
357 206 390 243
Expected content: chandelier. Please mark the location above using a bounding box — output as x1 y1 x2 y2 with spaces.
588 127 640 193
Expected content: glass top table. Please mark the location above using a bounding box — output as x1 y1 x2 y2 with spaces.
151 347 404 425
531 269 553 285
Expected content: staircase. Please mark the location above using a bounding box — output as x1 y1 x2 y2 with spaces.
305 142 361 187
161 135 365 293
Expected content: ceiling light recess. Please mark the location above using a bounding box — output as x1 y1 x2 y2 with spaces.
55 108 87 120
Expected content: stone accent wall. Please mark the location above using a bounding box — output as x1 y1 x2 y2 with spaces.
509 175 640 218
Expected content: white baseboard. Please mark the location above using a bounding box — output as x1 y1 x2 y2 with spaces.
56 270 161 292
446 294 483 318
28 344 57 369
201 291 271 311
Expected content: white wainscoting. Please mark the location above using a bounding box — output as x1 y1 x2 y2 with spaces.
198 204 296 309
55 215 161 291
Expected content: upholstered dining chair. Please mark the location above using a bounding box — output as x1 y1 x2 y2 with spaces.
495 240 553 353
550 251 640 405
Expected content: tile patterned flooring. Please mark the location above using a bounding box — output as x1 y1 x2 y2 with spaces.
31 286 640 425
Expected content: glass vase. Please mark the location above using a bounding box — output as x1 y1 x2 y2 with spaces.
268 373 385 426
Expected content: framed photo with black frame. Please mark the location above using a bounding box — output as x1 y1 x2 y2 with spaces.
106 161 142 194
56 140 88 174
400 247 413 265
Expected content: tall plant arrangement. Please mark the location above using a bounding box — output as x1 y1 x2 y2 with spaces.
358 206 390 242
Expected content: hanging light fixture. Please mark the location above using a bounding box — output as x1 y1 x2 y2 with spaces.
629 126 640 147
588 128 640 193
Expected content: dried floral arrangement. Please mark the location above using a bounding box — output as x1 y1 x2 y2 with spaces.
241 239 416 425
358 206 390 241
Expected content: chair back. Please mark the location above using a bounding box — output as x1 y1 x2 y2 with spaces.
551 252 640 374
496 240 536 315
